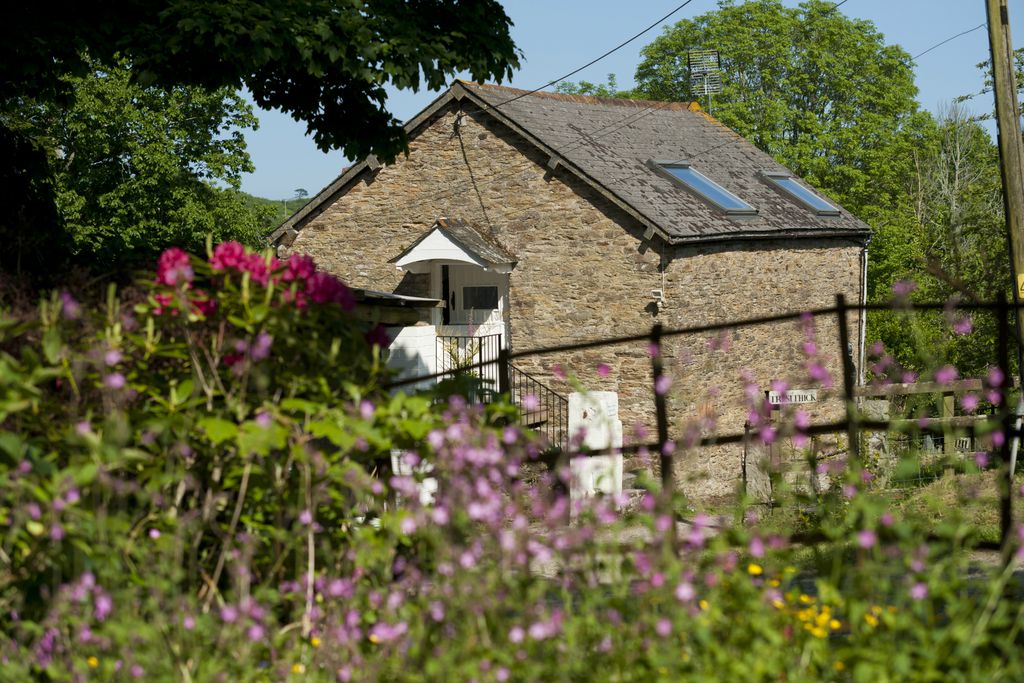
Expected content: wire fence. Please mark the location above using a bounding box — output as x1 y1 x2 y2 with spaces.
384 293 1022 560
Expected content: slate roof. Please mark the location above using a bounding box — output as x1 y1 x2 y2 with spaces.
389 217 517 266
272 81 870 246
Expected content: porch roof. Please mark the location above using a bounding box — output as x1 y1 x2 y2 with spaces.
389 217 517 273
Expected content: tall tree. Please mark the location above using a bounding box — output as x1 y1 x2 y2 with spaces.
1 0 520 276
632 0 923 215
17 60 273 269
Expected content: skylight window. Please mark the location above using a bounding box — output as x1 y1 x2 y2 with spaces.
762 172 840 216
650 161 757 215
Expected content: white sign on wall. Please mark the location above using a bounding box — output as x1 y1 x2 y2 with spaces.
766 388 818 407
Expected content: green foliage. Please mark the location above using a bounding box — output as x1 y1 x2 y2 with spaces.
1 0 519 164
555 73 632 98
9 60 273 270
633 0 922 215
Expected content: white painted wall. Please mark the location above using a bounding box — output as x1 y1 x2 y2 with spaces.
386 324 437 392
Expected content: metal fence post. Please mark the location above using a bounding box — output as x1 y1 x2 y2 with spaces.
835 294 860 461
997 292 1014 565
498 348 510 397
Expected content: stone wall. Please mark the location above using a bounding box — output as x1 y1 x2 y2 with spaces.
282 101 865 503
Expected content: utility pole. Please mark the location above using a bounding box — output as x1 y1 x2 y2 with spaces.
985 0 1024 558
987 0 1024 355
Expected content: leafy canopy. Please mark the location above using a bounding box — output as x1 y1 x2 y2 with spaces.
22 60 274 267
2 0 520 163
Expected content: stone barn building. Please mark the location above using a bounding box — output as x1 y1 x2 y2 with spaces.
271 82 870 502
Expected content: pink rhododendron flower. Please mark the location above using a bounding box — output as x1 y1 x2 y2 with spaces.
210 241 247 271
156 248 193 286
910 582 928 600
284 253 317 282
305 271 355 310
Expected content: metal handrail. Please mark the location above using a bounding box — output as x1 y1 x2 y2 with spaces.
508 364 569 451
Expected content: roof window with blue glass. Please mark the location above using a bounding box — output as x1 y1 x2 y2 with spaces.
648 160 757 216
761 172 840 216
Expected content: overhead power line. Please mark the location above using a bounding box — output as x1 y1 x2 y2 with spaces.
482 0 698 113
913 23 986 60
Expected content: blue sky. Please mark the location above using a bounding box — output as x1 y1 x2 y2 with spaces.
239 0 1021 199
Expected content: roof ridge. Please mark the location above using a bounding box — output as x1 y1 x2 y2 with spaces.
454 80 701 112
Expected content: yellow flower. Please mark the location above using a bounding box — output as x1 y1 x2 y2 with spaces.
291 663 306 674
871 605 883 616
699 599 710 611
799 594 814 605
310 636 321 649
784 566 797 575
747 563 763 576
810 626 828 639
369 634 381 644
767 578 781 587
834 661 846 672
771 599 785 610
864 613 879 627
87 656 99 669
829 619 841 631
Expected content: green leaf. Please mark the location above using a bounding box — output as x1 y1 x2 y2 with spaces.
198 417 238 445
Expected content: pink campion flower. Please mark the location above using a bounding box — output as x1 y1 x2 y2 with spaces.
870 341 885 356
156 248 193 286
974 452 989 468
951 317 972 335
298 510 313 526
521 394 540 411
675 582 695 603
251 332 273 361
283 253 317 282
596 363 611 377
49 524 65 541
104 373 126 390
148 528 160 539
843 484 857 499
210 241 247 271
910 583 929 601
400 516 417 535
993 431 1006 448
94 591 113 621
901 370 918 384
508 626 525 644
961 393 980 413
551 364 567 380
655 618 672 638
934 365 958 385
880 512 894 527
892 280 917 298
104 349 122 366
60 291 81 320
648 343 661 358
220 605 239 623
794 410 811 431
246 624 265 642
749 536 765 558
857 529 877 549
987 389 1003 405
75 421 91 436
987 366 1006 388
802 341 817 356
759 425 777 444
808 362 833 387
255 412 272 428
655 375 672 396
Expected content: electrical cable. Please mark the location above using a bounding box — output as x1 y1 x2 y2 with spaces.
913 23 986 60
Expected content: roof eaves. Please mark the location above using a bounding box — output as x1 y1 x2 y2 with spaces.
666 226 871 247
